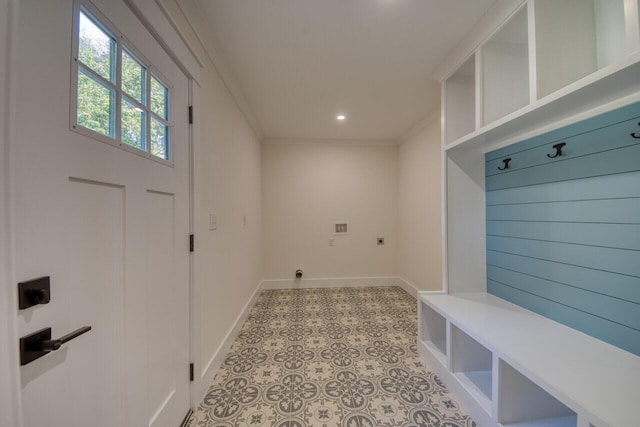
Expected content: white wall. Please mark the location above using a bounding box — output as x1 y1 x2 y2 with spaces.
262 142 398 281
398 117 443 291
156 8 266 404
194 61 263 389
157 0 265 402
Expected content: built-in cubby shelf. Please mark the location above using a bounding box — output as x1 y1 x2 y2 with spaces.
441 0 640 149
535 0 628 99
445 54 476 143
419 301 447 366
499 360 576 427
417 293 640 427
451 325 492 414
481 4 529 126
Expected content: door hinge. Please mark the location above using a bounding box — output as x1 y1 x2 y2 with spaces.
189 234 194 252
190 363 194 382
188 106 193 124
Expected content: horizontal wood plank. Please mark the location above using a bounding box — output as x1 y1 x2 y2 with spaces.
487 171 640 205
487 265 640 331
487 116 640 176
487 280 640 356
486 143 640 191
487 250 640 304
486 235 640 278
487 198 640 223
487 221 640 250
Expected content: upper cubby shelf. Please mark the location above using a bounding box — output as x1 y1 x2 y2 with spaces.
445 55 476 143
442 0 640 152
481 5 529 126
535 0 628 99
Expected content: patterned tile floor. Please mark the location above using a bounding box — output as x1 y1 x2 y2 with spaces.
189 286 475 427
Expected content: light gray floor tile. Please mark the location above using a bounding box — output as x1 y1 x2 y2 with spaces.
190 286 475 427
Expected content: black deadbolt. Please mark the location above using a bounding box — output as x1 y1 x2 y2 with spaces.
18 276 51 309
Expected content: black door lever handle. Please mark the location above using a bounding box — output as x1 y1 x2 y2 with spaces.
20 326 92 365
37 327 92 352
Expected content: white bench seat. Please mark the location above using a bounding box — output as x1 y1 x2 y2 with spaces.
418 292 640 427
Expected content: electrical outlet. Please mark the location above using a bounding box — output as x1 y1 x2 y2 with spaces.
377 238 384 245
334 221 349 235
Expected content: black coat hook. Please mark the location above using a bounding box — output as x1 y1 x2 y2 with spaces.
631 122 640 139
498 158 511 170
547 142 566 158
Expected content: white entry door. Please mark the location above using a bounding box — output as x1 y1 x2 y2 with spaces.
12 1 191 426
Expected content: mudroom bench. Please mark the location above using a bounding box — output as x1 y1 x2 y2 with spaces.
418 292 640 427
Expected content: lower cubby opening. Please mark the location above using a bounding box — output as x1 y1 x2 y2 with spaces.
499 359 577 427
451 325 493 414
420 301 447 364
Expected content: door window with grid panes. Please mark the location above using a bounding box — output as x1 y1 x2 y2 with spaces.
71 2 172 163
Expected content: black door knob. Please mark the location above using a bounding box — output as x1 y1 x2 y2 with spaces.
27 288 50 305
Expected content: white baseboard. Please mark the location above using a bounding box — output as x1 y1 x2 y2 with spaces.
261 276 422 298
396 277 421 298
195 280 263 403
261 276 398 290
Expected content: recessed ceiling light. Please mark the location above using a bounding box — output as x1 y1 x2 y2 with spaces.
336 114 346 121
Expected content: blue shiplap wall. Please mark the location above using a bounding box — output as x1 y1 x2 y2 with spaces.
485 103 640 356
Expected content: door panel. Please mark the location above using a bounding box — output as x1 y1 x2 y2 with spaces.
21 179 126 427
13 1 191 426
146 189 186 427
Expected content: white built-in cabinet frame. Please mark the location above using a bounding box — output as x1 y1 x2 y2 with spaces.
440 0 640 296
442 0 640 150
420 1 640 426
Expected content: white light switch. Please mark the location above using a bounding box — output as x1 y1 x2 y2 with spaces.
209 213 217 231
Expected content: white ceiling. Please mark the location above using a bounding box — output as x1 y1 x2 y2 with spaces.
195 0 495 142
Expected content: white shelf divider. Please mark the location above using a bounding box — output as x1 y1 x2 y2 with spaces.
419 301 448 366
451 324 493 414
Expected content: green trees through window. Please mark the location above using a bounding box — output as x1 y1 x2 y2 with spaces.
75 8 171 161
